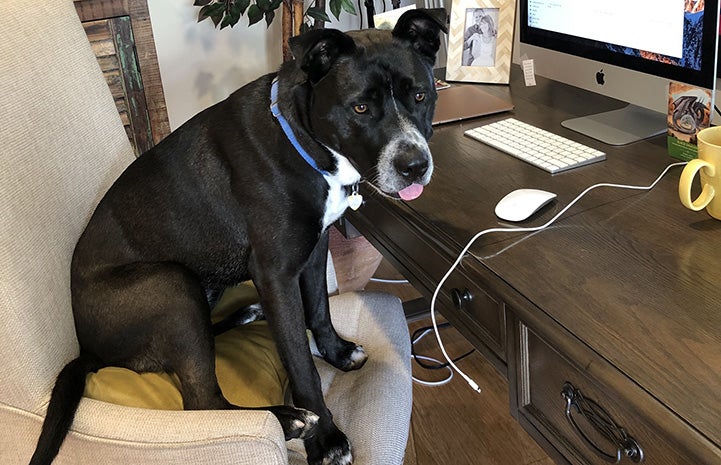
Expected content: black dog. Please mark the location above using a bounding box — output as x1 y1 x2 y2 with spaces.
30 9 446 465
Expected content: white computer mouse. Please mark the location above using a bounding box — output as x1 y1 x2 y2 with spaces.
495 188 557 222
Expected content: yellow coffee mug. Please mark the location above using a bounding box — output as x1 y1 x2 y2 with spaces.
679 126 721 220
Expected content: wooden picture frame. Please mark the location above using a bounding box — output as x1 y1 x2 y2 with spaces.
445 0 516 84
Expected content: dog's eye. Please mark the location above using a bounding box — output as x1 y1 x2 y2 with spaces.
414 92 426 103
353 104 368 114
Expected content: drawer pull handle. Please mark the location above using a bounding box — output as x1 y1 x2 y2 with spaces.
451 288 472 309
561 382 644 463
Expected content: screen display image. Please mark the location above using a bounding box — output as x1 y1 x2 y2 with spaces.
517 0 719 144
527 1 702 68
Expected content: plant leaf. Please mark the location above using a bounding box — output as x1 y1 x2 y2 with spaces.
220 14 232 29
210 10 225 26
211 3 227 26
256 0 270 12
236 0 250 15
247 4 264 25
306 7 330 23
329 0 341 20
194 0 213 6
264 9 275 27
198 3 226 26
227 1 242 23
340 0 356 15
197 4 212 22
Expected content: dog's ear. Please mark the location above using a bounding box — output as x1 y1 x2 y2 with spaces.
392 8 448 63
290 29 357 83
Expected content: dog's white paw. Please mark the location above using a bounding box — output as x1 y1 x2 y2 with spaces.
317 340 368 372
332 344 368 372
295 410 320 439
270 406 319 440
322 446 353 465
305 424 353 465
346 345 367 370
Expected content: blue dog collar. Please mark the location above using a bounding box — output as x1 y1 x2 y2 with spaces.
270 77 329 176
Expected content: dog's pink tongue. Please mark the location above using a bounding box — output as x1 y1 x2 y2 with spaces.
398 183 424 201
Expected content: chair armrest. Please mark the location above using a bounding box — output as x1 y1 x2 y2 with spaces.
58 398 287 465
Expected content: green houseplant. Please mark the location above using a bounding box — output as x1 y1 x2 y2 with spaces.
194 0 357 32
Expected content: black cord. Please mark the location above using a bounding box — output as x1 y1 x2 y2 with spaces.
411 323 475 370
715 104 721 118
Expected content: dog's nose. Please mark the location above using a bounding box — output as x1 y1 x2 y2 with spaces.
395 157 429 180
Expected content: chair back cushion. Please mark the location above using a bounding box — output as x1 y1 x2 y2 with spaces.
0 0 135 412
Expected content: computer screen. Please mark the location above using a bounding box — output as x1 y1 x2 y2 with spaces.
516 0 719 145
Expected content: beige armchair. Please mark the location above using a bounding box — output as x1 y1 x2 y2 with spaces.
0 1 412 464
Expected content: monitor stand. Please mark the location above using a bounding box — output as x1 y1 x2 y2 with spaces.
561 104 666 146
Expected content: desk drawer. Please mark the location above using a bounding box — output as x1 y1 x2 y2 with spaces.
439 267 505 363
515 322 718 465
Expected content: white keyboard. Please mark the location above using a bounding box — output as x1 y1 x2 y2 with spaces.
464 118 606 174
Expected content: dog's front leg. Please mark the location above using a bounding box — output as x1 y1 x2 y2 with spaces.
301 231 367 372
255 272 352 465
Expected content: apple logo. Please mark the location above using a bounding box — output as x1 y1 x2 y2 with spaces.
595 69 605 85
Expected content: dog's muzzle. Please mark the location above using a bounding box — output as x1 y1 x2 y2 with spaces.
376 131 434 201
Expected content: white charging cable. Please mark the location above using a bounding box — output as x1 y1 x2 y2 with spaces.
430 161 688 393
411 327 454 387
369 277 410 284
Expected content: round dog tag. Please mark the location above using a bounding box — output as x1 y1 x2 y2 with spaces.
347 193 363 210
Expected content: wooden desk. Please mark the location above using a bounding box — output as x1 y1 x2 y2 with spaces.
348 67 721 464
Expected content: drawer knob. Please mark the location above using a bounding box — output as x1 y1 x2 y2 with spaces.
561 382 644 463
451 288 472 309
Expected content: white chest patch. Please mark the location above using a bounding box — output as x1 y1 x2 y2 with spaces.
321 151 361 230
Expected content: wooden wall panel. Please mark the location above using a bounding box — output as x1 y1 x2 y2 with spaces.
75 0 170 154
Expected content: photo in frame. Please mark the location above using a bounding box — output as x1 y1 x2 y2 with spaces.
446 0 516 83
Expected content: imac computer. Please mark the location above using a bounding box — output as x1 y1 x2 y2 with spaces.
515 0 719 145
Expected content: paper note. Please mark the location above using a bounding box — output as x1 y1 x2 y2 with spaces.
522 59 537 87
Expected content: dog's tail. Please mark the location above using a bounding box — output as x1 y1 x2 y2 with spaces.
29 353 103 465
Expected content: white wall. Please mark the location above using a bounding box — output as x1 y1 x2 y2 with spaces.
147 0 282 129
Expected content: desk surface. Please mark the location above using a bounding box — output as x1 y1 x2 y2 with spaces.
351 67 721 450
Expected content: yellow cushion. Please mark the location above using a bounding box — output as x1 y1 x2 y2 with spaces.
84 282 288 408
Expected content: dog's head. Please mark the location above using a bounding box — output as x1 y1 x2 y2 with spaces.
288 9 447 200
